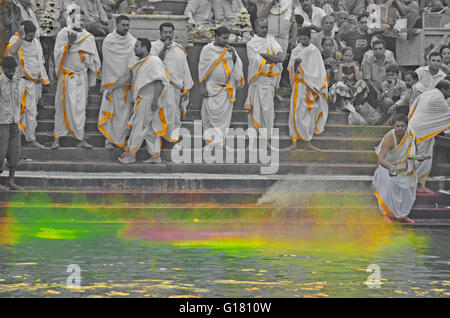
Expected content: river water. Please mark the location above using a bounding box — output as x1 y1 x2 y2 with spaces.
0 194 449 298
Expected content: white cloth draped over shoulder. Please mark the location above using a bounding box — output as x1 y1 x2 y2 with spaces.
408 89 450 181
267 0 293 54
373 128 418 219
288 43 328 142
124 55 170 157
151 40 194 143
53 27 101 141
98 31 137 148
199 42 244 145
245 35 282 133
6 33 48 141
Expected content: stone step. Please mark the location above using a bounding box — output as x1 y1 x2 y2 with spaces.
24 132 381 150
36 106 349 125
1 172 449 191
2 202 449 221
17 161 378 175
33 119 391 137
19 147 379 164
2 190 449 207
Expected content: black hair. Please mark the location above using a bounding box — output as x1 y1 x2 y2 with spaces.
436 79 450 91
137 38 151 52
2 56 18 69
357 12 370 22
159 22 175 32
392 113 408 125
404 71 419 81
116 15 130 24
428 51 442 60
372 39 386 49
21 20 36 34
215 26 231 37
386 64 400 74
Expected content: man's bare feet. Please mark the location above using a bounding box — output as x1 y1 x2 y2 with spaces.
288 141 297 151
8 182 23 191
77 140 94 150
143 156 162 164
105 140 114 150
118 153 136 164
417 186 434 194
400 216 415 223
30 141 46 149
304 142 321 152
382 215 394 224
51 139 60 149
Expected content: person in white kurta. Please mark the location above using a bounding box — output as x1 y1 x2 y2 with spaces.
245 18 284 139
199 26 244 147
104 38 169 164
51 9 101 149
373 114 418 223
288 26 328 152
5 21 49 149
408 81 450 193
98 15 137 149
151 22 194 148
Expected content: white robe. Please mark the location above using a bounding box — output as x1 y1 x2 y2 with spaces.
408 89 450 181
288 43 328 142
98 31 137 148
151 40 194 142
53 27 101 141
245 35 282 133
6 33 48 141
199 42 244 145
373 128 418 219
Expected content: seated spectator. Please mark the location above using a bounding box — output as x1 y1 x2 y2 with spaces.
439 45 450 74
322 0 347 15
347 15 358 32
424 0 445 12
345 0 367 16
184 0 215 29
416 52 447 91
330 47 367 111
311 14 339 51
321 36 340 86
341 12 372 64
75 0 109 36
382 64 409 121
294 0 327 33
403 70 426 110
361 38 398 112
335 10 352 34
213 0 245 27
110 0 150 14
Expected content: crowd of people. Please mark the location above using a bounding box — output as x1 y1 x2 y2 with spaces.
0 0 449 223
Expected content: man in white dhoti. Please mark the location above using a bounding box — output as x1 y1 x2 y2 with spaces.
199 26 244 148
151 22 194 151
288 26 328 152
408 80 450 193
373 113 417 223
6 21 49 149
51 8 101 149
245 18 284 138
104 38 169 164
98 15 136 150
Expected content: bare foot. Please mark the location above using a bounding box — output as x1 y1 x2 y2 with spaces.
77 140 94 150
288 142 297 151
118 153 136 164
105 140 114 150
416 187 434 194
400 216 415 223
0 184 8 191
304 142 321 152
382 215 394 224
8 182 24 191
30 141 46 149
51 139 60 149
143 156 162 164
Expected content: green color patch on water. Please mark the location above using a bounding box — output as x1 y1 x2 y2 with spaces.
0 192 448 298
